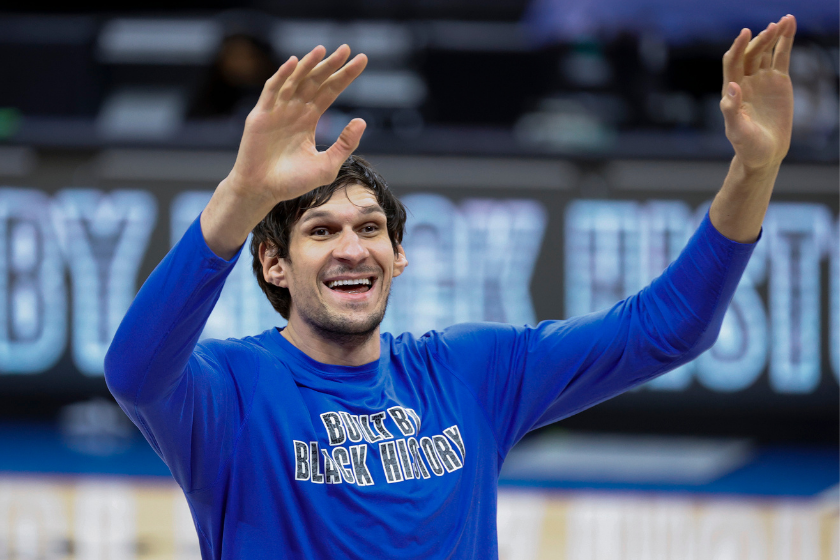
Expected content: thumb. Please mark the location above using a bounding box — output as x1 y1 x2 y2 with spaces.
719 81 744 133
325 118 367 169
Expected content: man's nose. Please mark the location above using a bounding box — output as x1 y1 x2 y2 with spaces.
332 230 369 263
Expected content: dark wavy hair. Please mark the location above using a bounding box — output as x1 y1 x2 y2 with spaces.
250 155 407 319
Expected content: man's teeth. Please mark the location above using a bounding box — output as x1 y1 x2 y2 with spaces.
327 278 372 289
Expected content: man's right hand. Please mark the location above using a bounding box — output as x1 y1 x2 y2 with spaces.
201 45 368 259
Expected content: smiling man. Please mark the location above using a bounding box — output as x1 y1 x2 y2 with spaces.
106 15 797 560
252 177 408 361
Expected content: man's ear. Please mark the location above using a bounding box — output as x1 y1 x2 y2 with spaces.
259 242 288 288
392 244 408 278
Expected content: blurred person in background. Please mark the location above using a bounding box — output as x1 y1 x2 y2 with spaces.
105 15 797 560
189 33 276 118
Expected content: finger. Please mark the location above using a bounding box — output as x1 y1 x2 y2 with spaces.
760 45 774 70
744 22 780 75
722 28 750 96
312 54 368 113
277 45 327 103
772 14 796 74
762 15 787 69
255 56 298 112
324 118 367 171
744 23 779 74
295 45 352 102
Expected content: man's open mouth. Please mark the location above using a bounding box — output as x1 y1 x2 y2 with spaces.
324 277 375 294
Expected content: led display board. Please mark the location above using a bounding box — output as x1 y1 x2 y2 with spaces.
0 151 836 440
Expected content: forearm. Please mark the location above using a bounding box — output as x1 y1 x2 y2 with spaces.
200 175 277 260
574 213 755 386
709 156 780 243
483 211 758 442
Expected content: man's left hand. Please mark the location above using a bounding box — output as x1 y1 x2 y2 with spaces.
720 15 796 171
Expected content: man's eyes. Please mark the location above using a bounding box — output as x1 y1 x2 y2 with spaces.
309 224 382 237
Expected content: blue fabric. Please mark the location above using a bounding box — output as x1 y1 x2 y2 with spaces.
105 211 755 560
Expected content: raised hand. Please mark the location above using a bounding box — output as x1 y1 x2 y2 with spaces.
719 15 795 170
228 44 368 205
709 15 796 243
202 45 368 259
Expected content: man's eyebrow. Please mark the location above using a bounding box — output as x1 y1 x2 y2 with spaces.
299 205 386 224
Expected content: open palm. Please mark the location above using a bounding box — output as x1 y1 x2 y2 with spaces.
228 45 368 206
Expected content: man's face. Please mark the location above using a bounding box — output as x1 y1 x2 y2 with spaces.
264 184 407 338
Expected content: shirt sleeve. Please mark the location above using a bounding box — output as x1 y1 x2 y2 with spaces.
425 212 757 456
104 214 254 492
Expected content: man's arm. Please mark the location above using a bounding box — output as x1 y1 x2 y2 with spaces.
202 44 368 259
104 45 369 489
431 212 756 454
710 15 795 242
427 18 797 453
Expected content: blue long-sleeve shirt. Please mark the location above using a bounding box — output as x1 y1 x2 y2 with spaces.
105 211 755 559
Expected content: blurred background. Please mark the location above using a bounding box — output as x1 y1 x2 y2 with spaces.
0 0 837 558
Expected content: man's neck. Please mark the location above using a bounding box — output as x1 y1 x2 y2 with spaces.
280 318 381 367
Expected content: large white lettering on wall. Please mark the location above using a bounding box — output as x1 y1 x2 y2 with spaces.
0 188 156 376
53 190 157 375
382 195 547 336
565 200 838 394
764 204 834 393
0 186 834 401
0 189 66 373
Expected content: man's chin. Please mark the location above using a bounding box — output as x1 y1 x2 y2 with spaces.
303 307 386 339
290 291 390 342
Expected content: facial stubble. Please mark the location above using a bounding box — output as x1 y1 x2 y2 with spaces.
291 264 392 347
